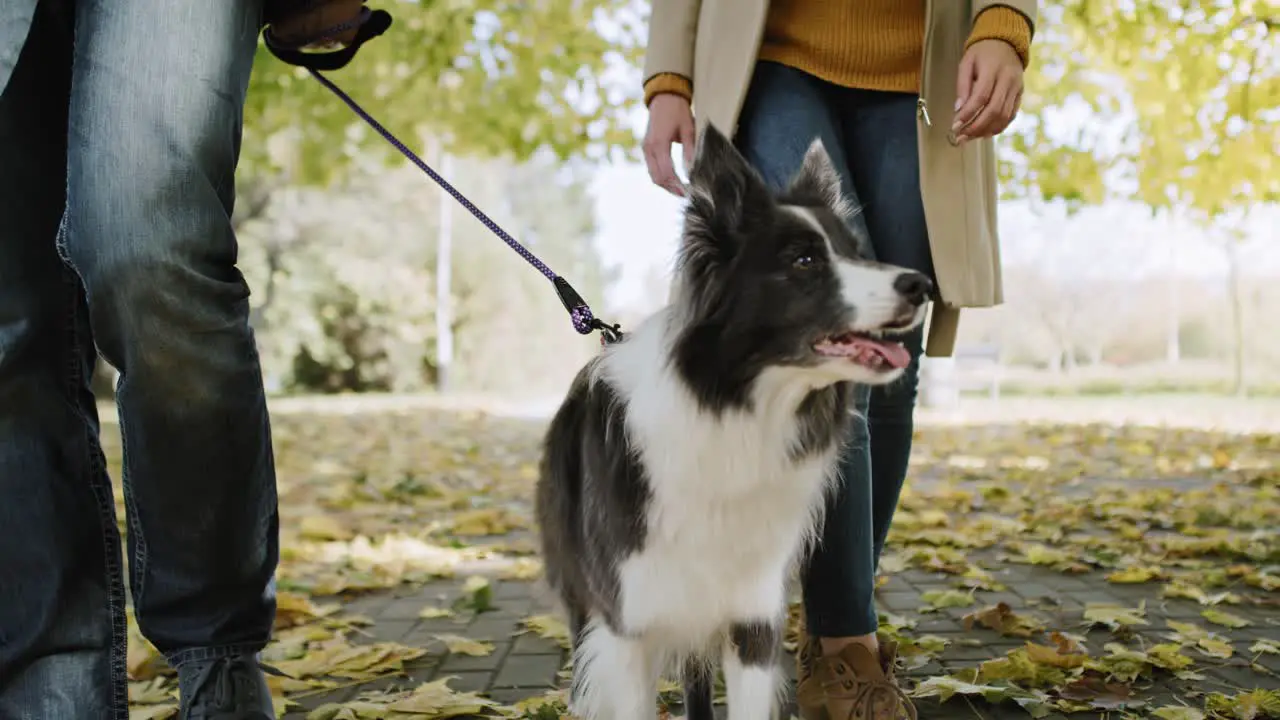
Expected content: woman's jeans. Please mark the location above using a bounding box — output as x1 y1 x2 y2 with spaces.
735 61 933 637
0 1 278 717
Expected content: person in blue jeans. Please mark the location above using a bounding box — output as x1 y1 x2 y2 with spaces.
0 0 372 717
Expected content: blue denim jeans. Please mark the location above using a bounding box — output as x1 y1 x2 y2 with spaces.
735 61 933 638
0 1 278 717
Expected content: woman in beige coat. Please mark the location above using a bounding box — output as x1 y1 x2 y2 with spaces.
641 1 1037 717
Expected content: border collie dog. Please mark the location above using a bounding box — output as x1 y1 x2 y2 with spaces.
535 125 931 720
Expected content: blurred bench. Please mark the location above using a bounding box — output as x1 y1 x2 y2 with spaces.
921 344 1002 408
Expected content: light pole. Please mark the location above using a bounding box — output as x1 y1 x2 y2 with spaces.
435 144 454 392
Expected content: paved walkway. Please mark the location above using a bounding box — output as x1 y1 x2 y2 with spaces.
94 400 1277 718
282 543 1279 719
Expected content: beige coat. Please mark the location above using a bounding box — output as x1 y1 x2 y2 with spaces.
643 0 1038 357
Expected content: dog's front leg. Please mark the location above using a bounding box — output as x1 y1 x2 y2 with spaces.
723 620 782 720
571 621 662 720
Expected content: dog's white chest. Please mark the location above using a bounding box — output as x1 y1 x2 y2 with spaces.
604 341 839 646
615 461 830 646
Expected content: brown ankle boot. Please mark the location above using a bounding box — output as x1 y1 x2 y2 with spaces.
795 639 917 720
795 631 820 688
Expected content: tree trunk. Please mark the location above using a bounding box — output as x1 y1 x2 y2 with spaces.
1166 241 1181 364
433 139 455 394
1225 236 1247 397
1046 350 1063 374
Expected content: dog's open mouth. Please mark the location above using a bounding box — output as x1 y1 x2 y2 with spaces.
813 332 910 370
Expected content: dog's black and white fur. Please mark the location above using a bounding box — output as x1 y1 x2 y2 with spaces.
535 125 931 720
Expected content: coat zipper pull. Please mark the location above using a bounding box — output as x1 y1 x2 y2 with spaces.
916 98 932 127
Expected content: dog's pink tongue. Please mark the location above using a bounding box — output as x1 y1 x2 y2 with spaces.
850 337 911 369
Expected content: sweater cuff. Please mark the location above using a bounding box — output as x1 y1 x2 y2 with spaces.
965 6 1033 68
643 73 693 107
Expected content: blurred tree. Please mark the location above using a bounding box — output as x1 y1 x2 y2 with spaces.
1005 1 1279 210
1004 0 1278 394
235 151 611 396
505 157 618 310
442 154 615 394
242 0 645 184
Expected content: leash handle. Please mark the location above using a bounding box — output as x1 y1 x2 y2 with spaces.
263 5 393 72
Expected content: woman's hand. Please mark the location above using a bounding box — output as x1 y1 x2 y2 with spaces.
952 39 1024 145
643 93 697 197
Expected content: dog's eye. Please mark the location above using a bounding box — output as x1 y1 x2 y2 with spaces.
792 255 816 270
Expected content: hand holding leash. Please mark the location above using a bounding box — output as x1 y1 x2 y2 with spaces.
262 0 392 72
265 0 365 49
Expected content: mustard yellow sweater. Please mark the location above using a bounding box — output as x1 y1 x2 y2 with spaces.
644 3 1032 106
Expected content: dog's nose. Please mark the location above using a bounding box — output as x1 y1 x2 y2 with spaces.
893 271 932 306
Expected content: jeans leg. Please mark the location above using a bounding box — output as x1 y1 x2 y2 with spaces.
733 61 882 639
0 2 128 718
866 327 923 566
839 90 933 575
64 0 277 667
734 62 863 234
810 394 879 637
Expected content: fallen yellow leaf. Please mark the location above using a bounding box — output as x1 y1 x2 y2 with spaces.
434 634 495 657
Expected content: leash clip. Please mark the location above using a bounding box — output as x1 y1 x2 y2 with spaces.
554 277 624 344
593 319 624 346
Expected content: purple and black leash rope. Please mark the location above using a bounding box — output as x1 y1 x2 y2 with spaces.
308 69 623 345
262 8 623 345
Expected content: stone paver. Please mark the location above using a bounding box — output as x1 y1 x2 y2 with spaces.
283 547 1279 719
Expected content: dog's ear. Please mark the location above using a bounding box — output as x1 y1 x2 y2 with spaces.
684 123 771 255
787 138 851 218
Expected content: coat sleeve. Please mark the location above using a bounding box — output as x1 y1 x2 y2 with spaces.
972 1 1037 38
642 0 702 91
966 4 1036 67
